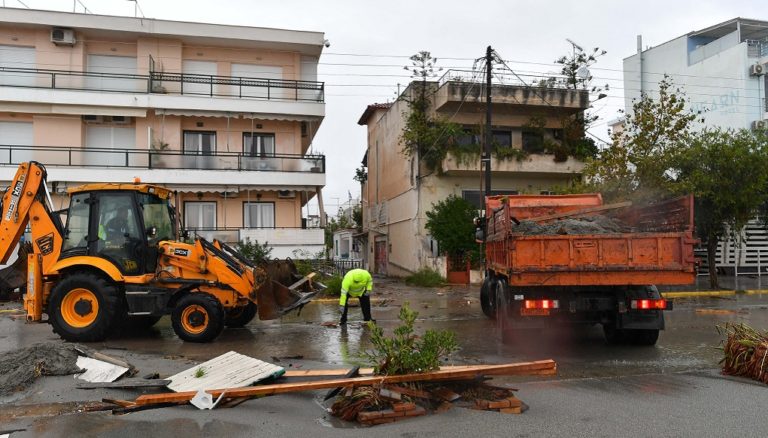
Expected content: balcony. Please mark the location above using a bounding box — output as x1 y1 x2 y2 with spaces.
441 153 585 177
0 145 326 188
434 70 589 114
0 67 325 118
192 227 325 258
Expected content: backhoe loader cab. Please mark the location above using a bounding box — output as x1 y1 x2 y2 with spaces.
62 184 176 277
2 162 321 343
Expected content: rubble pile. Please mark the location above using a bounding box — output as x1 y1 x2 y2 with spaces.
0 343 82 396
514 215 629 235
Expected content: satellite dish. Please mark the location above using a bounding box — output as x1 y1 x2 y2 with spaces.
576 66 590 79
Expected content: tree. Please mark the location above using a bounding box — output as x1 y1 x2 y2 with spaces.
400 51 462 173
671 129 768 288
582 76 700 201
425 195 477 259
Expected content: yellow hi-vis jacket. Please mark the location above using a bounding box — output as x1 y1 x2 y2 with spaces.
339 268 373 306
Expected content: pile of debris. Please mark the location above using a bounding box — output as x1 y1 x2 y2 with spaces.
96 359 556 419
331 377 530 426
720 322 768 384
514 215 627 236
0 342 135 397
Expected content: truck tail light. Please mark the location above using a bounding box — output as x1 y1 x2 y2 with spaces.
630 299 667 310
524 299 559 310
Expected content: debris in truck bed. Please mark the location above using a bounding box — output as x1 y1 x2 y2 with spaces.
514 215 628 235
720 322 768 385
0 343 82 396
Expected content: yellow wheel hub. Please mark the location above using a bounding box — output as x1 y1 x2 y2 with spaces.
181 305 209 335
61 288 99 328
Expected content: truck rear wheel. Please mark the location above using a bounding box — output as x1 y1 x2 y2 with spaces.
480 275 496 319
49 272 123 342
225 302 258 328
171 293 225 342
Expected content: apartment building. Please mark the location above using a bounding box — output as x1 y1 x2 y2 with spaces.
623 18 768 274
0 8 327 258
359 71 589 277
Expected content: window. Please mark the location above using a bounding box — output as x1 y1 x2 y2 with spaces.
183 131 216 155
184 202 216 230
522 130 545 153
243 133 275 157
86 55 139 92
492 130 512 148
244 202 275 228
62 193 90 252
138 193 176 244
0 45 36 87
455 129 479 147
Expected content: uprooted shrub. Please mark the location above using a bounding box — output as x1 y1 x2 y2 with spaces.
364 302 458 375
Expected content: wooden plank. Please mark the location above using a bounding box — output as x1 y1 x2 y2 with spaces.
525 201 632 223
132 360 556 406
283 365 475 378
78 380 171 390
288 272 316 291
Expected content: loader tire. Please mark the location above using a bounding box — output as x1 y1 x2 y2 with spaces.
225 302 257 328
171 293 225 342
49 272 123 342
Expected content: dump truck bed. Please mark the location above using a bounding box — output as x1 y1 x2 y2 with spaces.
485 195 697 287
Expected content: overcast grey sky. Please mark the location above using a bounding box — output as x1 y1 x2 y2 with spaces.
4 0 766 215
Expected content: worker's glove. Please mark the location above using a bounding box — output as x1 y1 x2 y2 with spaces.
338 305 345 314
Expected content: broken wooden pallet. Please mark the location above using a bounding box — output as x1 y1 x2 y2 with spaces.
126 360 555 408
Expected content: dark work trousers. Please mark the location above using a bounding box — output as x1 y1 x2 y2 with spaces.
340 293 372 323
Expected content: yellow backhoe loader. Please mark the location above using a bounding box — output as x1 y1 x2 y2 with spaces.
0 162 322 342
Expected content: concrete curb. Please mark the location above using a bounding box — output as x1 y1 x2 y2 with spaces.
662 289 768 299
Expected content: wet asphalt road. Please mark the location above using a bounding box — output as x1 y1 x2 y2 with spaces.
1 278 768 437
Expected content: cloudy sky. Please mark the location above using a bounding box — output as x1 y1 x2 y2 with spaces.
4 0 765 215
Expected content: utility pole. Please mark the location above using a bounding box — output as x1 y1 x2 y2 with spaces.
483 45 493 198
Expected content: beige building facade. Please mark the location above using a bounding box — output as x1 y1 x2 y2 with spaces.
0 8 327 257
359 74 590 277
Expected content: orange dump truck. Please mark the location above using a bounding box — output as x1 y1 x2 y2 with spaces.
479 194 697 345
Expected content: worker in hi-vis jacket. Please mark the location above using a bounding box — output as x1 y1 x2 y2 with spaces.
338 268 374 324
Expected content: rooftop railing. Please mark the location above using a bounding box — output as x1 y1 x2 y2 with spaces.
0 145 325 173
438 69 572 89
0 66 325 102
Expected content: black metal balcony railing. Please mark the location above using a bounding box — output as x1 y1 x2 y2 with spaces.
0 66 325 102
189 227 324 246
0 145 325 173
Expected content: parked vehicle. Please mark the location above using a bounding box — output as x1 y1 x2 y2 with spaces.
479 194 696 345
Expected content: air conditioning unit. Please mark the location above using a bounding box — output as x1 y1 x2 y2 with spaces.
110 116 131 125
50 27 76 46
82 115 103 124
277 190 295 199
749 63 765 76
752 120 767 131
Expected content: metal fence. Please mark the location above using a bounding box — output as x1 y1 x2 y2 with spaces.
0 66 325 102
0 145 325 173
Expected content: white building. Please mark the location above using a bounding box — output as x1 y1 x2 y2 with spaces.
624 18 768 130
0 8 327 257
622 18 768 274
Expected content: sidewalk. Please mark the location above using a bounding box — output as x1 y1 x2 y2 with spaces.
659 275 768 298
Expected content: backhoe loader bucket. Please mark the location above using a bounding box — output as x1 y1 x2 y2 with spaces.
255 259 324 320
0 243 31 301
